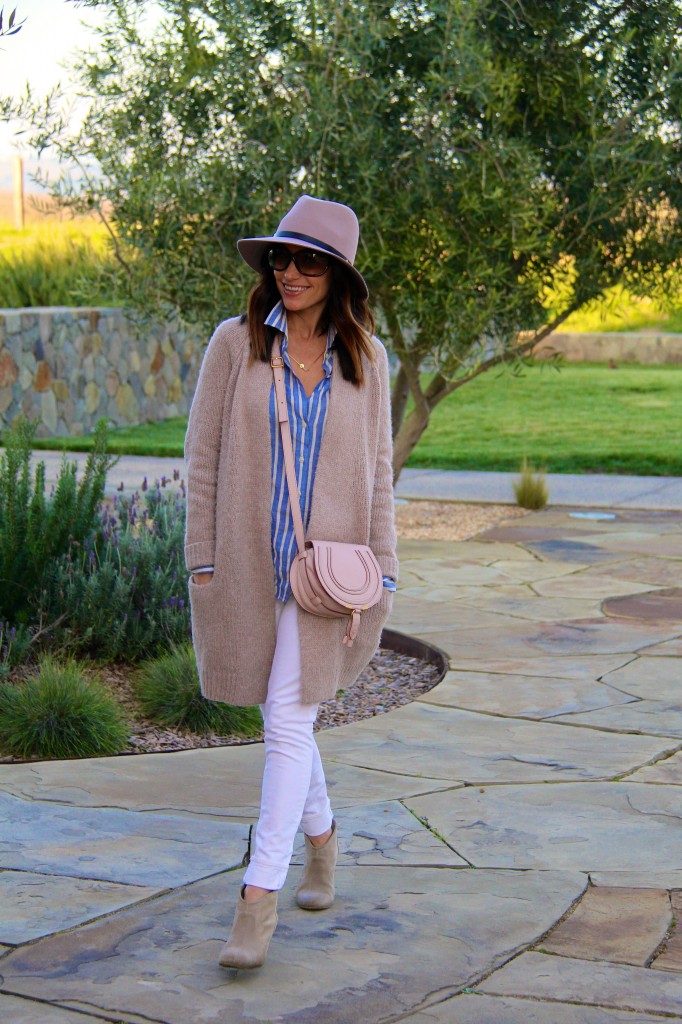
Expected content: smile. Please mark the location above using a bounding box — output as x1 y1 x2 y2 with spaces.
282 284 308 294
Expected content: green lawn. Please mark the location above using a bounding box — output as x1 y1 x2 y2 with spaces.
409 363 681 475
27 363 682 476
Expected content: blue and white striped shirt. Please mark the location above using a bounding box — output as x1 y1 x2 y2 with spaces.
267 301 334 601
189 303 396 595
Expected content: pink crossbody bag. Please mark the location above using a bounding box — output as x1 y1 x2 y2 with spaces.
271 338 383 646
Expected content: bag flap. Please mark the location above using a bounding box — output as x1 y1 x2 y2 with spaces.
310 540 383 608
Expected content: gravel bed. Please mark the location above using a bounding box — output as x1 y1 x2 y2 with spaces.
93 647 443 756
395 499 528 540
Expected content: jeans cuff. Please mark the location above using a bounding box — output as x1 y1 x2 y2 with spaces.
300 809 334 838
243 857 289 892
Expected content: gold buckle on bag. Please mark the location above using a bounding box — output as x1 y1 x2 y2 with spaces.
271 356 284 368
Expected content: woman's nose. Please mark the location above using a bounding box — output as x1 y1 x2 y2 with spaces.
282 262 301 282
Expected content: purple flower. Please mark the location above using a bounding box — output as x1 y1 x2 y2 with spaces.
141 477 148 491
178 599 185 609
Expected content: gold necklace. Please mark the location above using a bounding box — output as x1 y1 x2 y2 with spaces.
288 346 325 372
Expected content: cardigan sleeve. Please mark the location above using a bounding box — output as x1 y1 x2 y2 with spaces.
183 319 237 572
369 341 399 581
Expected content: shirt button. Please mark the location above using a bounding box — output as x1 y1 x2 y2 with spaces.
299 457 304 463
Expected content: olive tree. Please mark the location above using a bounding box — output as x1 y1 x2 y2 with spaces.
7 0 682 477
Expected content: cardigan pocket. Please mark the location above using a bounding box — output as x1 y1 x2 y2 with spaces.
188 575 223 700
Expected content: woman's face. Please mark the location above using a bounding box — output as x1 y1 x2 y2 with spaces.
273 244 332 322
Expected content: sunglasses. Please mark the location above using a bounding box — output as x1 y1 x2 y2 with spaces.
267 245 332 277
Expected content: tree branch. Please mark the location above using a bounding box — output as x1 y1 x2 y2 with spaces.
428 304 580 407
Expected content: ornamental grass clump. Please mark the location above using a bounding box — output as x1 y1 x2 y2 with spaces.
513 458 549 510
134 644 262 737
0 655 129 759
43 480 190 661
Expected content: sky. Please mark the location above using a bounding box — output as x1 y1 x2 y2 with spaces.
0 0 162 189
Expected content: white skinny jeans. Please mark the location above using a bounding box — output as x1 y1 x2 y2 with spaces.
242 597 334 891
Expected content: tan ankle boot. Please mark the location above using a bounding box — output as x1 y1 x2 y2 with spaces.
296 820 338 911
218 887 278 969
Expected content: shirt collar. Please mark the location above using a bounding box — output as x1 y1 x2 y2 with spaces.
265 300 335 377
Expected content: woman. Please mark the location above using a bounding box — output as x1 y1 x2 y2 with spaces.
184 195 398 970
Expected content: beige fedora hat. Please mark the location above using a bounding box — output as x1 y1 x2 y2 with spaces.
237 194 368 298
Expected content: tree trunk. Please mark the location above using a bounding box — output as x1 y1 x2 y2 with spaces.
390 364 410 440
392 404 431 484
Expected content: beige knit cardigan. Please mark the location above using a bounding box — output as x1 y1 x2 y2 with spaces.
183 316 399 706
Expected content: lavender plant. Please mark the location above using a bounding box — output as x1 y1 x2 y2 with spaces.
43 478 190 661
0 620 32 680
0 416 116 623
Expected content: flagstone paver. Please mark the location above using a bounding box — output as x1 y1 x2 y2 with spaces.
541 886 672 965
590 871 682 888
405 781 681 870
0 791 248 886
404 619 678 664
0 868 585 1024
291 800 469 868
603 586 682 620
645 637 682 656
317 704 673 783
403 993 682 1023
630 750 682 783
581 556 682 587
0 995 105 1024
0 750 453 819
418 669 637 718
478 951 682 1016
0 505 680 1023
653 892 682 973
552 699 682 737
531 573 667 598
601 655 680 699
0 870 163 944
429 653 635 679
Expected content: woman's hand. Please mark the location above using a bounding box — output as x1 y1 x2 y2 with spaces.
192 572 214 586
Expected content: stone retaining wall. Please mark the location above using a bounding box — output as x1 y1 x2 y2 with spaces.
534 331 682 365
0 307 205 437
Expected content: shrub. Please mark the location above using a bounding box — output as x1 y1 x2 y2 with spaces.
134 643 262 737
42 481 190 661
513 458 550 510
0 416 117 622
0 655 129 759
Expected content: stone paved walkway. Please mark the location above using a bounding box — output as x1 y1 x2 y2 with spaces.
0 507 681 1023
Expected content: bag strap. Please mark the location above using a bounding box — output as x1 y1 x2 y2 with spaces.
271 336 307 554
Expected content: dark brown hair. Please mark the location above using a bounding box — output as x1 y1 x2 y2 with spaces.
245 256 376 385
